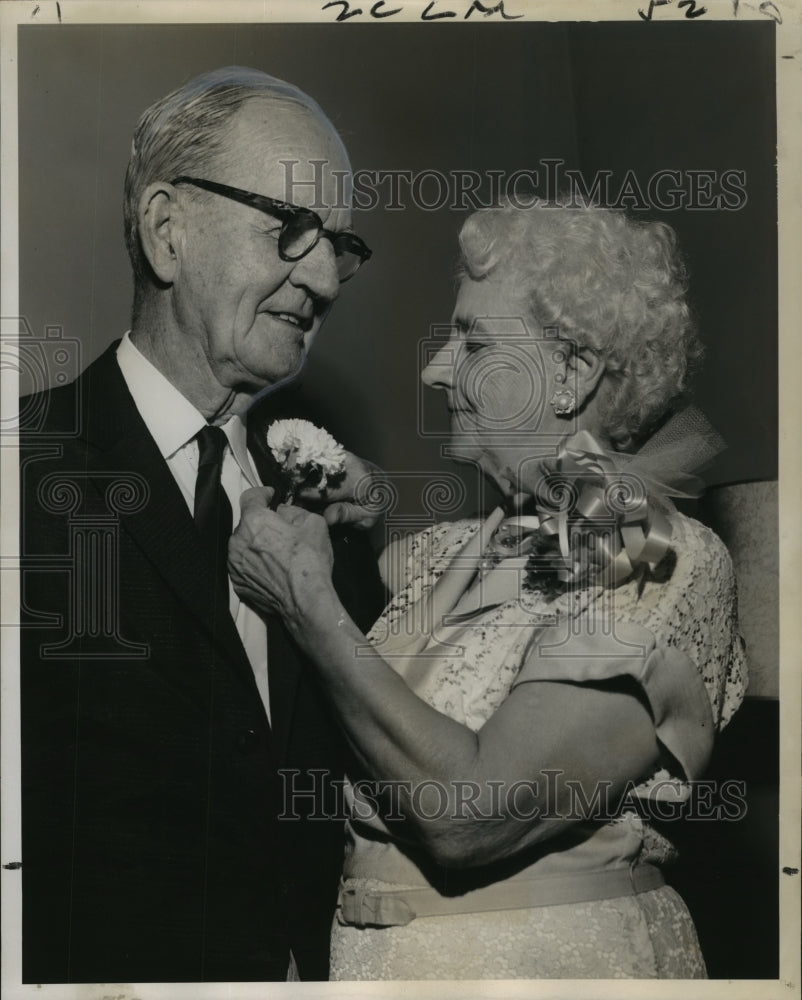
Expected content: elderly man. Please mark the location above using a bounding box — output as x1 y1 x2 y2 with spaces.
20 67 384 984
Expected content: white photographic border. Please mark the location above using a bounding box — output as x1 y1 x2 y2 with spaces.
1 2 799 998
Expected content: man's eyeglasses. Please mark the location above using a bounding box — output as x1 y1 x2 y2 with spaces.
171 176 372 282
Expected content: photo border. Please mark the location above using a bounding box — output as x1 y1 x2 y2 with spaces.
1 2 799 998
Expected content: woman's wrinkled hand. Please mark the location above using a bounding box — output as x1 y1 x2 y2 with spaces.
296 451 384 529
228 487 335 620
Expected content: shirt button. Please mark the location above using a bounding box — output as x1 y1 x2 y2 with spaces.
236 728 259 753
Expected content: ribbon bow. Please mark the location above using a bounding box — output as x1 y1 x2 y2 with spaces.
530 430 674 588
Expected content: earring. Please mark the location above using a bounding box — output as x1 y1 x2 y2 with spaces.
550 388 575 415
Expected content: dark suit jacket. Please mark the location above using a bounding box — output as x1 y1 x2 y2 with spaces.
19 342 385 983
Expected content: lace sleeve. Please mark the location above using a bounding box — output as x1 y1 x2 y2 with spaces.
615 514 748 731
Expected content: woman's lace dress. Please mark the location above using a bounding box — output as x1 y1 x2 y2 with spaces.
330 513 746 980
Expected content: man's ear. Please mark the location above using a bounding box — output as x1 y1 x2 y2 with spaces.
137 182 182 284
568 347 606 410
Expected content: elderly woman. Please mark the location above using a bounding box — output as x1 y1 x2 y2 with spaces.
229 202 746 980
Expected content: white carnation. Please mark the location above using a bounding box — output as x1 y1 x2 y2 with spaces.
266 418 347 492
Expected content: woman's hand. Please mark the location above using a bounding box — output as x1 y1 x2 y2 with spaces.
296 451 385 528
229 488 661 869
228 488 335 622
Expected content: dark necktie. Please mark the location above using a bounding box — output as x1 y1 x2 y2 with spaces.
194 425 234 594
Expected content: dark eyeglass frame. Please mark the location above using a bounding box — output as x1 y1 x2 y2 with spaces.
171 175 372 282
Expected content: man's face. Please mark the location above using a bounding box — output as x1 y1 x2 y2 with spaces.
172 98 353 396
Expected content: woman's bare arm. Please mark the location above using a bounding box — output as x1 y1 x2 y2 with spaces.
229 495 659 867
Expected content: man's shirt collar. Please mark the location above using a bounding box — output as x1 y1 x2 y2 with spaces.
116 332 255 482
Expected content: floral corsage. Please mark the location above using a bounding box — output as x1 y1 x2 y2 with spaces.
492 409 723 596
520 429 675 593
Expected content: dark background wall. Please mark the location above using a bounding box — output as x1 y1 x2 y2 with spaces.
18 21 777 512
16 20 779 979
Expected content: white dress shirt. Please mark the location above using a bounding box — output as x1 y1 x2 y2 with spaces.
116 332 272 723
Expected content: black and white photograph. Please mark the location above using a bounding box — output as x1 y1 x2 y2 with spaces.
1 1 799 997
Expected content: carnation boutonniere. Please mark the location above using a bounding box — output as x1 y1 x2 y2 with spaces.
266 418 348 505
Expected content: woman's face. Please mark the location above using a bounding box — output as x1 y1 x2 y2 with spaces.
421 271 568 498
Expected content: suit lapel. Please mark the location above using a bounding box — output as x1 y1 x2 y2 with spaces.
245 418 284 491
79 344 257 694
247 413 304 762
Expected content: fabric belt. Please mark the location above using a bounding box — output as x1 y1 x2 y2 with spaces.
337 864 665 928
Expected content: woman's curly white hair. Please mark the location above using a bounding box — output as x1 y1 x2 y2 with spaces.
458 200 704 450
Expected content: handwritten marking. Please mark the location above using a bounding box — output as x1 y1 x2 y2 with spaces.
782 866 799 875
638 0 670 20
639 0 707 17
371 0 403 13
57 1 62 21
2 861 22 869
678 0 707 16
422 0 458 17
464 0 524 18
31 3 40 15
759 0 782 22
323 0 522 20
322 0 362 20
733 0 785 22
